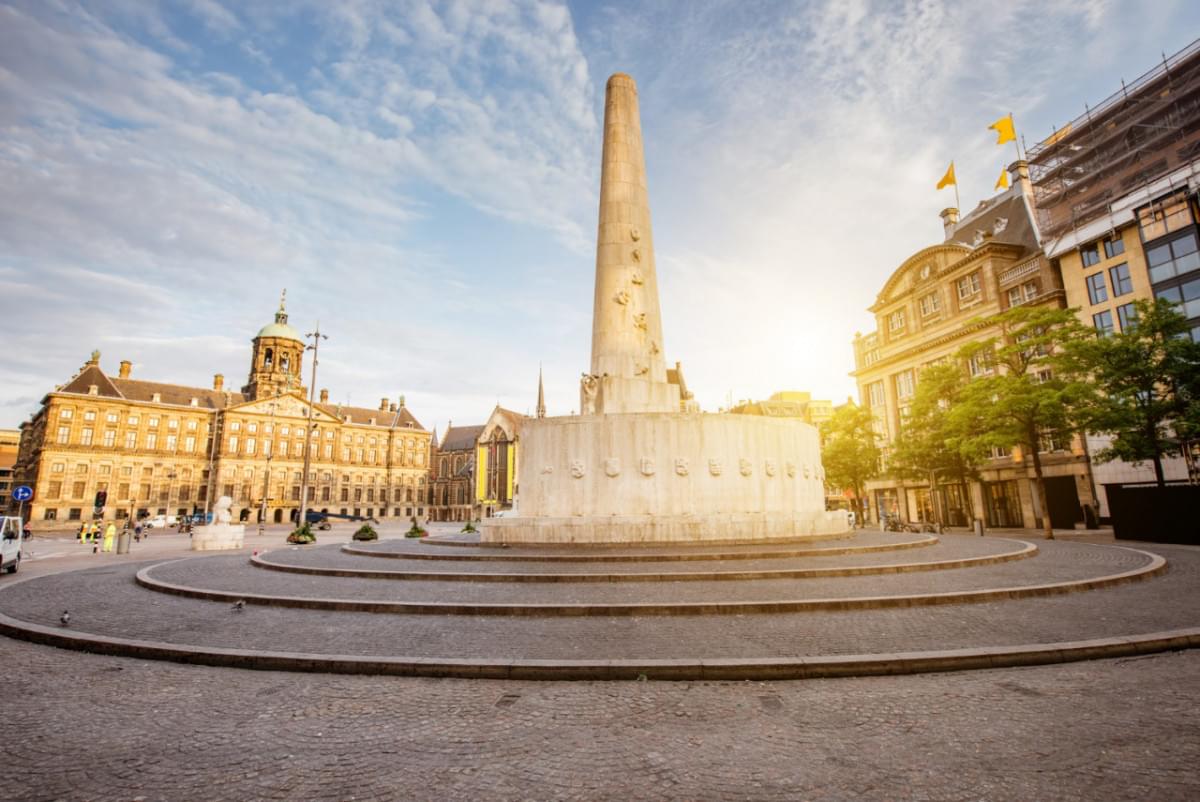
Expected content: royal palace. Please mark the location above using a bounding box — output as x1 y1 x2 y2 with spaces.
11 298 432 527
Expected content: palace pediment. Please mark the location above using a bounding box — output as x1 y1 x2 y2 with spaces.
227 394 340 422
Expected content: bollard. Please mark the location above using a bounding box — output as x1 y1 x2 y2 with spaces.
974 518 985 537
117 529 132 554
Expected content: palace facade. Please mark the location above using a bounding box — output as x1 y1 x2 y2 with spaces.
12 298 432 527
852 165 1097 529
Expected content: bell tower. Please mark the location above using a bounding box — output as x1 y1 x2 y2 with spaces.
244 290 305 400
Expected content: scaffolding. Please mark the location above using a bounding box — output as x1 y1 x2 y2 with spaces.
1028 37 1200 241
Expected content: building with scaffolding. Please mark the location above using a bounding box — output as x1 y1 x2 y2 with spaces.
1030 37 1200 494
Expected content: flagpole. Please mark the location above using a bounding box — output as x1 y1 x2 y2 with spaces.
1011 113 1022 162
954 179 960 212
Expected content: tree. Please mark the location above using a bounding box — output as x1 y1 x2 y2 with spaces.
956 305 1092 539
1060 298 1200 486
888 361 989 525
820 403 882 524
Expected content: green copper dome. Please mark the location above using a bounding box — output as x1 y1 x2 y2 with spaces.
256 291 302 341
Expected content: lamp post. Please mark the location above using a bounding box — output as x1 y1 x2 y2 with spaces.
297 324 327 528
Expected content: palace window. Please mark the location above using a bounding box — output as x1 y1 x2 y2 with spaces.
866 381 885 408
1104 237 1125 259
1086 272 1107 305
956 272 981 300
106 412 118 423
56 427 70 445
125 432 136 448
60 408 73 419
228 436 238 453
187 419 197 431
80 428 93 446
168 418 178 430
325 445 333 459
148 417 159 428
77 464 89 473
894 370 915 400
146 433 157 449
919 293 940 317
888 309 906 333
84 410 96 422
1109 263 1132 297
166 434 177 451
51 463 64 473
245 438 256 456
248 422 257 434
967 351 994 377
72 481 85 499
102 430 116 447
279 441 288 457
185 436 196 452
118 483 130 499
47 481 62 499
127 415 138 425
230 422 241 432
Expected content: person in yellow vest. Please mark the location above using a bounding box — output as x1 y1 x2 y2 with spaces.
88 522 99 544
77 522 87 542
102 522 116 553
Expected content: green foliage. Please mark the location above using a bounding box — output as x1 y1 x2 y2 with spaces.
460 521 477 534
405 515 427 539
953 305 1093 536
888 361 989 495
1059 298 1200 484
287 522 316 544
352 523 378 541
819 403 881 518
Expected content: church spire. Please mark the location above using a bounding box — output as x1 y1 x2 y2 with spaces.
536 364 547 418
276 288 288 325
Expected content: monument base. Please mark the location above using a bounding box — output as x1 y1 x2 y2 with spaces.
485 511 847 545
191 523 246 551
481 412 848 545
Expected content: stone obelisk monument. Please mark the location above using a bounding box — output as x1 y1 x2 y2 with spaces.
483 73 844 545
587 73 678 414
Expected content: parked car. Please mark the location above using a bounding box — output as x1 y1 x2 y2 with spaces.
1 516 24 574
142 514 177 529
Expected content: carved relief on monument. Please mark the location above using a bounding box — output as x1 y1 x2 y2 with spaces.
630 226 640 241
541 465 554 475
764 460 777 477
739 458 753 477
649 340 660 354
630 270 644 285
632 248 641 262
639 458 656 476
570 459 586 479
635 364 649 376
604 457 621 477
634 313 647 330
786 461 797 478
614 289 631 306
708 458 723 476
580 374 599 415
803 465 812 478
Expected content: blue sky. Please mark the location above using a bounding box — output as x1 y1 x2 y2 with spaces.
2 0 1199 432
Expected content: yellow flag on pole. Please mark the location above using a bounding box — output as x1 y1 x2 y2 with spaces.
995 167 1009 191
936 162 956 190
989 114 1017 145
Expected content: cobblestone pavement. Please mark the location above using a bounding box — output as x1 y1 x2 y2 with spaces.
139 538 1148 605
1 634 1197 801
0 544 1195 661
262 532 1016 576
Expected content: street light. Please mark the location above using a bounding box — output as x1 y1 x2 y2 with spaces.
258 393 280 536
297 324 327 528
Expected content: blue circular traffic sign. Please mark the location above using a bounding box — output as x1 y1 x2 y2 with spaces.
12 486 32 502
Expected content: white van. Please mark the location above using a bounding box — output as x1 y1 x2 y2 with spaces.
1 517 24 574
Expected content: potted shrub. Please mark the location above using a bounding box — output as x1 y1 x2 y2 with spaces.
404 515 427 539
352 523 378 541
287 522 316 544
461 520 477 534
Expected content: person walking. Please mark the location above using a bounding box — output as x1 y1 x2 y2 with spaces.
77 522 87 542
88 521 99 544
102 522 116 553
134 522 143 543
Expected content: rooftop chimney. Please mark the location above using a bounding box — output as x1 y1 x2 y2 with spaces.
118 360 132 379
380 397 389 411
1008 159 1034 206
213 374 224 392
940 207 960 241
320 388 329 404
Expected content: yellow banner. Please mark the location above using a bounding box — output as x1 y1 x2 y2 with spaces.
475 445 487 502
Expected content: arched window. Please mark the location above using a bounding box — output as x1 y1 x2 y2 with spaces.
440 457 449 475
263 348 274 369
280 354 290 372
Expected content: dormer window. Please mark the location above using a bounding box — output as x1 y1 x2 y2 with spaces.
919 293 940 317
957 272 982 300
888 309 906 333
151 393 161 403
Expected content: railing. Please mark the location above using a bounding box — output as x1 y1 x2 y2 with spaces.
998 259 1042 286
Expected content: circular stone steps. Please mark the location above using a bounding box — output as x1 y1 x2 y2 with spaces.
0 533 1195 680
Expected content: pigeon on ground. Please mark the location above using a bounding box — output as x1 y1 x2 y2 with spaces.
232 599 246 612
59 610 70 627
